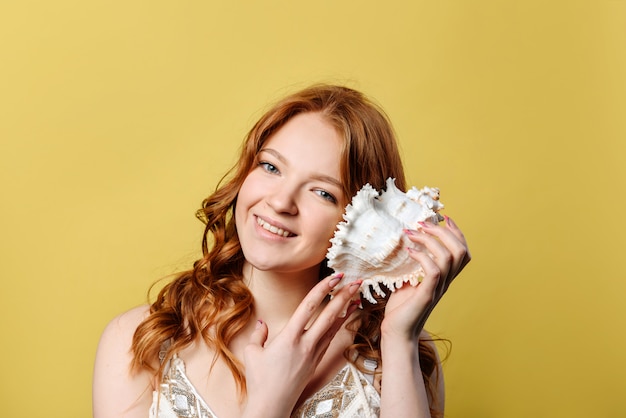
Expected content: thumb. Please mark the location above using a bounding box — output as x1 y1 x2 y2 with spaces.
248 319 269 348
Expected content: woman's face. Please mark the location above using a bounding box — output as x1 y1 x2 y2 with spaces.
235 112 347 276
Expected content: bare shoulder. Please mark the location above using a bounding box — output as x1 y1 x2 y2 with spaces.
96 305 151 364
93 305 155 418
100 305 151 342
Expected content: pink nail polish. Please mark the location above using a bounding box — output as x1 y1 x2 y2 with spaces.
349 280 363 292
329 273 343 288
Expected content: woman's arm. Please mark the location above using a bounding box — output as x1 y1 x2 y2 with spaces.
93 305 155 418
380 216 470 417
379 331 444 417
379 333 432 417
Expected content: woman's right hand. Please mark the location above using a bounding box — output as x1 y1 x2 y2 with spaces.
241 273 361 418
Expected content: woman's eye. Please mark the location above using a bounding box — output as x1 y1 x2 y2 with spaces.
315 189 337 204
259 162 279 174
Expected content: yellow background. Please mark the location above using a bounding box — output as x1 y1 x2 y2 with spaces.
1 1 624 417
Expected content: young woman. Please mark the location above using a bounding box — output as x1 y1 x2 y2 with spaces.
93 84 471 418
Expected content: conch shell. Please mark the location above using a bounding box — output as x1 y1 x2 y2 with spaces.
326 178 444 304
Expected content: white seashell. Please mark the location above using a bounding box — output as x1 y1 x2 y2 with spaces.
326 178 444 304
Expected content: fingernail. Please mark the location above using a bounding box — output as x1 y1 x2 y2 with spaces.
349 280 362 294
406 246 416 253
403 228 415 235
329 273 343 288
418 221 430 228
445 215 456 227
256 319 263 329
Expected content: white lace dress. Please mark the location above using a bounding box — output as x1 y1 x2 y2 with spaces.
149 355 381 418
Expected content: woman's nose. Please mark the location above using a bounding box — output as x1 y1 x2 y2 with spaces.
266 184 298 215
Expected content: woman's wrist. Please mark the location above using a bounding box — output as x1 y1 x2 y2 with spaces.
380 330 421 369
380 318 421 344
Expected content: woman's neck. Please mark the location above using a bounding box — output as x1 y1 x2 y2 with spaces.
242 262 321 339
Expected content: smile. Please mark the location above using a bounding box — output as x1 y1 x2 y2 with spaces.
256 216 294 237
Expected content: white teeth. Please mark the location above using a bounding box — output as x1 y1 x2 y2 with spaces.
257 217 291 237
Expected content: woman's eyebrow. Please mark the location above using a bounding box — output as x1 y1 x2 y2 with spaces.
311 174 342 189
259 148 286 164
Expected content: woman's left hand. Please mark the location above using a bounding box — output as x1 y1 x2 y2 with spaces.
381 215 471 340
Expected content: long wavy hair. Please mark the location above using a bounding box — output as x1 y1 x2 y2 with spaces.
131 84 443 416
